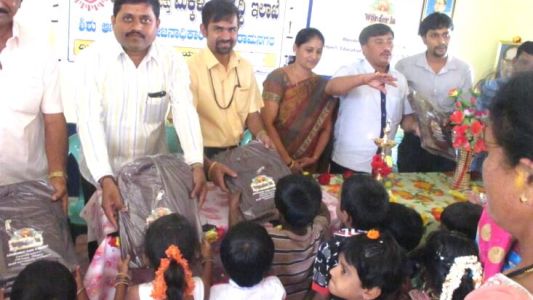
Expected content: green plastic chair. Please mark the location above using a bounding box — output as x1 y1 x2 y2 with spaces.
166 125 183 153
67 134 86 226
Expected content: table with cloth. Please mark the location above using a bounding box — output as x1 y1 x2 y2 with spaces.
81 172 482 299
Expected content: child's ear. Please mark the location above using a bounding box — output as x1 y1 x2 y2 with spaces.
362 286 381 300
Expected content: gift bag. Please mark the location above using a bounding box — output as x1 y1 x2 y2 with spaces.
212 142 291 222
408 92 455 160
0 180 77 291
117 154 202 268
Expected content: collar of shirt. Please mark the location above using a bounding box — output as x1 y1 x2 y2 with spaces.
200 47 240 71
416 52 459 75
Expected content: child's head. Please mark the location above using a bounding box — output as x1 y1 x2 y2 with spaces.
339 175 389 230
418 230 480 299
274 174 322 228
220 221 274 287
441 202 482 240
11 260 76 300
145 213 199 300
384 202 424 252
328 231 406 300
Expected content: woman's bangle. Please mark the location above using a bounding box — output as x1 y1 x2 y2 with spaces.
207 161 218 180
116 272 130 280
114 280 129 288
77 287 86 296
201 257 215 265
287 159 295 168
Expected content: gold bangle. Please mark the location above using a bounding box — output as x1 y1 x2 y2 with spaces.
190 162 203 170
207 161 218 180
77 287 85 296
114 281 129 288
201 257 215 265
48 171 66 179
287 159 295 168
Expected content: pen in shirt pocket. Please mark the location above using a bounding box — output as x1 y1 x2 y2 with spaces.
148 91 167 98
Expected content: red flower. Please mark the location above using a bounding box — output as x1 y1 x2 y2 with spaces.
343 170 354 180
453 134 468 148
474 139 486 153
471 120 483 135
470 96 477 105
450 110 464 124
453 124 468 136
317 173 332 185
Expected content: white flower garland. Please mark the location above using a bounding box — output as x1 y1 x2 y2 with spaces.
439 255 483 300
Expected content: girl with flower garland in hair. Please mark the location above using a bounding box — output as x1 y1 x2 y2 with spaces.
327 230 407 300
409 230 482 300
114 213 212 300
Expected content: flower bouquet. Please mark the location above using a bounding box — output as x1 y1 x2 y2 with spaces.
448 88 487 189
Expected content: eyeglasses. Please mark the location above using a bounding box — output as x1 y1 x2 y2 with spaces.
208 67 241 110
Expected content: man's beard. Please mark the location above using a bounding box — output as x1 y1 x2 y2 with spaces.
215 40 235 54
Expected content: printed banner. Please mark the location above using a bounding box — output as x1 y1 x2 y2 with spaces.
309 0 425 76
68 0 286 75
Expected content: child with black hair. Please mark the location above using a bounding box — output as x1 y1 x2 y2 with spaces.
409 230 482 300
209 221 286 299
440 202 482 240
384 202 424 252
114 213 212 300
328 231 406 300
8 260 87 300
237 174 329 300
312 174 390 299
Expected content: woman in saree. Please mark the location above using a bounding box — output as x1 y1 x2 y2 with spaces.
465 72 533 299
261 28 337 173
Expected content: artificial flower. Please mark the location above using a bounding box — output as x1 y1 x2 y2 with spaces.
367 229 380 240
449 88 488 153
449 110 464 124
448 88 459 97
471 120 483 135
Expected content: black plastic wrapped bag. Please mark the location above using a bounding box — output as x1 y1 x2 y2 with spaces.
408 92 456 160
212 142 291 222
117 154 202 268
0 180 77 290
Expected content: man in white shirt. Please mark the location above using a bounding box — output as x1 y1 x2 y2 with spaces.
395 12 473 172
0 0 68 211
76 0 205 227
326 23 414 174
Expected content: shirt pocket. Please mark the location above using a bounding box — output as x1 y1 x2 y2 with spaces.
234 86 251 122
8 76 42 116
143 93 169 124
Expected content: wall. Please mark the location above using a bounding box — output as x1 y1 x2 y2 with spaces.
452 0 533 83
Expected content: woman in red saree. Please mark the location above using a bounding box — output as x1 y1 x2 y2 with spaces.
261 28 337 173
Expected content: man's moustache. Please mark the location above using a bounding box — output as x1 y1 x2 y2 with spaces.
126 31 145 38
0 8 9 14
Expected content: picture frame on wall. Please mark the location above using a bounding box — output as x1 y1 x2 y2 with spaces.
494 41 520 79
421 0 456 20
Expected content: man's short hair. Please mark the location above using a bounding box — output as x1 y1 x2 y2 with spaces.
517 41 533 58
274 174 322 228
113 0 160 18
220 221 275 287
359 23 394 45
201 0 239 27
340 174 389 230
418 12 453 37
